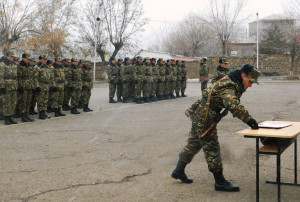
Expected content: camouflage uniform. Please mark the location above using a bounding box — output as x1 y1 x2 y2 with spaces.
129 58 136 100
179 68 260 173
133 57 145 104
199 58 209 92
17 54 35 122
143 58 153 102
36 57 52 119
116 59 123 102
0 53 18 124
81 61 93 112
175 60 183 97
157 59 166 100
29 59 40 115
180 61 187 97
0 57 3 120
63 59 72 110
70 58 82 114
171 60 177 98
164 60 173 99
107 58 120 103
52 57 66 116
47 61 55 113
150 58 158 101
120 58 133 103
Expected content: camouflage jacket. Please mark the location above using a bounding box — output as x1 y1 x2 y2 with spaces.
36 63 51 91
181 64 187 80
0 57 18 91
158 64 165 82
177 65 183 81
151 64 159 83
107 63 120 83
53 62 65 89
48 65 55 88
199 63 209 77
144 63 153 83
63 65 72 88
165 64 173 81
211 65 229 84
70 64 82 89
18 60 35 90
133 63 145 82
185 71 252 137
81 66 93 89
120 63 133 83
171 65 177 81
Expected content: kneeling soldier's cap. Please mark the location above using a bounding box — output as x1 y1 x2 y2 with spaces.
241 64 261 85
6 51 14 57
219 58 229 64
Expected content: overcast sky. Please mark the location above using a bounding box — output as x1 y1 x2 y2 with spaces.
140 0 288 49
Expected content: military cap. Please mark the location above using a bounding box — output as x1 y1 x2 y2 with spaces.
136 56 142 60
71 58 78 62
39 55 46 60
22 53 30 59
79 60 85 64
6 51 14 57
85 60 91 65
109 57 116 61
30 58 36 62
47 59 53 64
64 58 71 63
124 57 130 61
219 58 229 64
158 58 164 61
118 59 123 62
202 57 207 62
151 58 156 61
241 64 261 85
55 56 62 62
167 59 171 63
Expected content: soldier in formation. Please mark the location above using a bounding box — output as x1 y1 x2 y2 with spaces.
106 56 188 104
0 52 94 125
172 64 260 192
199 57 209 94
211 58 229 84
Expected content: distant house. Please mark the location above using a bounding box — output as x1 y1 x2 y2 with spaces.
249 14 295 42
229 39 256 57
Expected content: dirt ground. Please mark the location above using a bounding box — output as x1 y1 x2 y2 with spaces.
0 79 300 202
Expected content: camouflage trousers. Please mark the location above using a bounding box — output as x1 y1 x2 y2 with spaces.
71 88 81 107
201 81 208 93
175 80 182 94
129 82 135 98
48 89 55 107
179 127 223 173
31 91 38 110
181 79 187 94
122 81 130 99
109 82 122 98
157 81 165 96
134 81 143 99
143 81 152 98
81 88 91 105
36 90 49 111
164 81 172 95
151 81 158 97
18 89 33 114
171 80 177 94
52 88 64 108
63 87 72 106
1 90 17 116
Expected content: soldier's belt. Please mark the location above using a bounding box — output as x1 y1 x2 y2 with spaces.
38 80 50 84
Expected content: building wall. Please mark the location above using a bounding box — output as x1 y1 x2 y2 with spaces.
95 55 299 81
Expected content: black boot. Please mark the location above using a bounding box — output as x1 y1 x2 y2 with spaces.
117 97 123 102
46 106 53 113
181 93 187 97
26 113 34 122
71 107 80 114
21 113 31 122
83 104 89 112
78 101 83 109
8 116 18 124
171 159 193 184
176 93 181 98
171 94 176 99
44 111 51 119
86 104 93 112
54 108 60 117
13 108 21 118
58 108 66 116
109 98 117 103
4 116 11 125
39 111 45 119
213 171 239 192
29 106 38 115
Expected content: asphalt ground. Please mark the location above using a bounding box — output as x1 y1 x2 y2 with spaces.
0 80 300 202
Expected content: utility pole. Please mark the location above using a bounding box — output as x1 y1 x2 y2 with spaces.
256 13 259 70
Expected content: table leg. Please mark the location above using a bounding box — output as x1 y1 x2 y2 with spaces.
294 138 297 184
256 137 259 202
277 140 281 202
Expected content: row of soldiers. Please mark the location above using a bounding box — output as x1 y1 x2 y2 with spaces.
0 51 94 125
107 56 188 104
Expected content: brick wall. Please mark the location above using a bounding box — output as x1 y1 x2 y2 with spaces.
95 55 300 81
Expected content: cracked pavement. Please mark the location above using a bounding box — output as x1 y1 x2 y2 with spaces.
0 80 300 201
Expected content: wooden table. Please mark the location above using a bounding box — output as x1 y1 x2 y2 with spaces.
235 121 300 202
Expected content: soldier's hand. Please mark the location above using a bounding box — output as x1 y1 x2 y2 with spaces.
247 118 259 129
35 87 41 93
0 88 6 94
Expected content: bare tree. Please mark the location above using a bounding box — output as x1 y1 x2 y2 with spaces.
0 0 38 54
98 0 147 58
206 0 248 56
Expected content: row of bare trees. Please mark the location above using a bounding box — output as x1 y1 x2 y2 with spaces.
0 0 147 60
